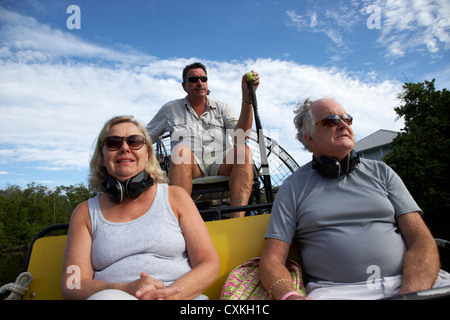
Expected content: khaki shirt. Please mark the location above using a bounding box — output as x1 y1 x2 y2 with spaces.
146 96 238 169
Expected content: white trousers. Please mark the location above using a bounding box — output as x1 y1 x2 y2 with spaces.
306 269 450 300
87 289 209 300
88 289 138 300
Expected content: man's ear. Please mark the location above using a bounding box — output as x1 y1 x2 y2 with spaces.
181 81 187 93
304 134 314 146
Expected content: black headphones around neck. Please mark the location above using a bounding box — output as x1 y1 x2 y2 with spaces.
312 150 360 179
101 171 154 203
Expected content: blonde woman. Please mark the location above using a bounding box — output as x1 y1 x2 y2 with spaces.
61 116 219 300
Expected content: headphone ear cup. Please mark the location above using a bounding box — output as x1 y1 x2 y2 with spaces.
102 175 125 203
126 171 153 199
312 156 341 178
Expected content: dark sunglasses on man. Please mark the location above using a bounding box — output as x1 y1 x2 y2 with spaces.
185 76 208 83
315 114 353 127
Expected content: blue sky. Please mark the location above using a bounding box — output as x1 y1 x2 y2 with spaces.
0 0 449 189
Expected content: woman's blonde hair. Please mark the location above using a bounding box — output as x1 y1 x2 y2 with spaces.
88 115 167 192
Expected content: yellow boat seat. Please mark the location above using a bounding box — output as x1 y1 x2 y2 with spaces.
24 235 66 300
23 214 297 300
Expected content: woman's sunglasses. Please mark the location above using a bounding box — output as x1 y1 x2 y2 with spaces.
315 114 353 127
102 135 146 151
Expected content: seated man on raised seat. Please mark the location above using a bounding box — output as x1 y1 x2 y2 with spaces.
146 62 259 218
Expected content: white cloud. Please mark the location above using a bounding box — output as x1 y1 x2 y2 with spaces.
286 1 364 62
1 58 402 172
286 0 450 61
372 0 450 59
0 6 156 64
286 9 348 48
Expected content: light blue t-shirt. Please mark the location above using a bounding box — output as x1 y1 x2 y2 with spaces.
265 158 422 283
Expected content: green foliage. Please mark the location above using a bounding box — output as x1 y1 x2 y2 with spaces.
0 183 94 251
384 79 450 240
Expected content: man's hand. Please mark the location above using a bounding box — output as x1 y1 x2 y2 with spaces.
242 70 259 103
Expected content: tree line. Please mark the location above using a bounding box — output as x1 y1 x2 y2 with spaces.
0 183 93 252
383 79 449 270
384 79 449 242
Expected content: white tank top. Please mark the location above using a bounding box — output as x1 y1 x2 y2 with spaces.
89 183 192 287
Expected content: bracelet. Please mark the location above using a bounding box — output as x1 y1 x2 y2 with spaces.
242 99 252 105
281 291 302 300
268 278 292 298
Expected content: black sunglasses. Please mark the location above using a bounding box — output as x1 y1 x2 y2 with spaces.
185 76 208 83
102 135 146 151
315 114 353 127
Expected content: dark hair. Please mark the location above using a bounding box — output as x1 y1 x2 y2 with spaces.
182 62 207 81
